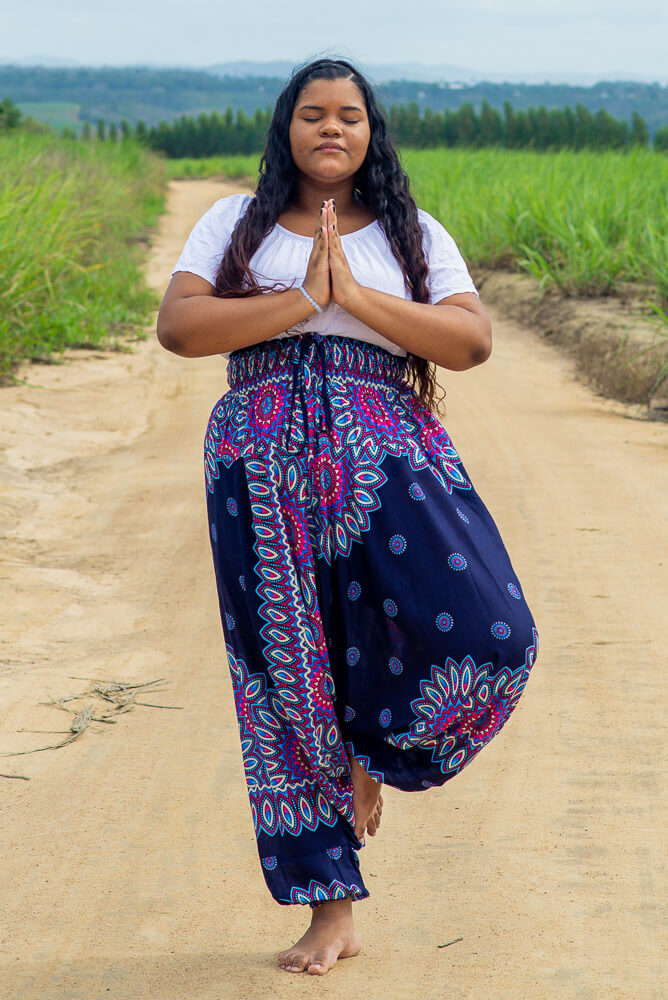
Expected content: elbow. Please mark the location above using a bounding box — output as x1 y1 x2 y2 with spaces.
470 337 492 367
469 319 493 367
156 311 186 356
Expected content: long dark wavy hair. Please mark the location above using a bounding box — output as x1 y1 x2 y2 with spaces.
214 56 444 416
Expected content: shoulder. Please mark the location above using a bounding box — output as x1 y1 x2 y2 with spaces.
172 192 254 281
201 191 254 230
416 208 461 256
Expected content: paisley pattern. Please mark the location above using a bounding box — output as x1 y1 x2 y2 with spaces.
205 333 539 907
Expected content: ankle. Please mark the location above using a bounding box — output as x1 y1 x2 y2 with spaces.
310 897 354 925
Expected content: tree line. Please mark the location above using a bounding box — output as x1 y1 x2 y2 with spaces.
2 66 666 133
120 101 668 155
2 95 667 153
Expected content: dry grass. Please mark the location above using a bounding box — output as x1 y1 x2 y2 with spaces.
1 676 182 768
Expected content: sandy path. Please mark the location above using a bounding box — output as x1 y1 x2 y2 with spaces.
0 179 665 1000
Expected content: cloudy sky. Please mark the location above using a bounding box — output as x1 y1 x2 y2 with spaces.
5 0 667 82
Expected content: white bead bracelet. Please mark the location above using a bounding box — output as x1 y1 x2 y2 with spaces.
297 284 323 314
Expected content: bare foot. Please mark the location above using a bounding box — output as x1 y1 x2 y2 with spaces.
277 898 361 975
349 754 383 841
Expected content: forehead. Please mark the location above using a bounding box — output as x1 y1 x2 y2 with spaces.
294 76 367 112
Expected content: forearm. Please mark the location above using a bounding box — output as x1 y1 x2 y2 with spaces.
157 286 316 358
342 286 491 370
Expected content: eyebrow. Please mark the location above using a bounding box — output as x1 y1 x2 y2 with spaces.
298 104 364 113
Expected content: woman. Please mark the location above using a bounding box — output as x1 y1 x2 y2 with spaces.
157 57 539 976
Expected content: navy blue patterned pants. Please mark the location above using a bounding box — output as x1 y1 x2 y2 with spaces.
204 332 538 906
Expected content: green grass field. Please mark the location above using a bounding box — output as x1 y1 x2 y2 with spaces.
165 154 259 181
402 147 667 307
167 147 668 317
0 133 166 379
17 102 82 131
3 141 665 378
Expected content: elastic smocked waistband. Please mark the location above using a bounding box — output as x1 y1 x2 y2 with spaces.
226 332 409 390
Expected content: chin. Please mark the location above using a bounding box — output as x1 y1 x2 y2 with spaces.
309 166 355 183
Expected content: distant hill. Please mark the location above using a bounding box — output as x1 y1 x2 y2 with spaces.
205 60 479 85
4 57 667 87
2 65 666 136
205 60 668 88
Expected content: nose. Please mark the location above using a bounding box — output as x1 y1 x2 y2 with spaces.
319 117 342 136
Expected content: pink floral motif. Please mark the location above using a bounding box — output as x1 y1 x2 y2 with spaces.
254 384 283 431
386 629 538 777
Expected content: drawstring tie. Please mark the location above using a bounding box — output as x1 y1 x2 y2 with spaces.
282 334 334 454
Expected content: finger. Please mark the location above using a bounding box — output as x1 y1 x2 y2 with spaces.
315 203 326 237
329 222 342 255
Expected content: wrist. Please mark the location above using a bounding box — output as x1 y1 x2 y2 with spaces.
298 283 324 315
291 286 320 322
335 279 364 314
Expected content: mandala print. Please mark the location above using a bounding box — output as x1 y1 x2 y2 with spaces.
386 628 539 777
388 657 404 675
491 621 512 639
228 646 344 839
204 333 539 909
448 552 467 571
435 612 454 632
389 534 407 554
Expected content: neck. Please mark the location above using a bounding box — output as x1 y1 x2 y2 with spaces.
292 175 357 214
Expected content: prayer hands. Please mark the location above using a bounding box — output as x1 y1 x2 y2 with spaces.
302 199 360 312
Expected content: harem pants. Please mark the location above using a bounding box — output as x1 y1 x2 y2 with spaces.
204 332 538 906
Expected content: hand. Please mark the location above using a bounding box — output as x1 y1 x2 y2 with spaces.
325 199 361 311
302 202 332 310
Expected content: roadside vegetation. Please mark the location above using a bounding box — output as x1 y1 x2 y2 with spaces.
163 146 668 317
0 130 166 380
1 93 665 383
403 147 667 310
166 153 259 180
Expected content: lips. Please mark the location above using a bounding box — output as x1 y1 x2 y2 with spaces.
316 143 344 151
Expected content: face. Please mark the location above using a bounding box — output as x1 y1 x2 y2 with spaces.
288 76 371 184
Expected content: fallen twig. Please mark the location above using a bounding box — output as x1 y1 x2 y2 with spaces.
1 705 94 756
1 773 31 780
1 676 182 759
438 937 463 949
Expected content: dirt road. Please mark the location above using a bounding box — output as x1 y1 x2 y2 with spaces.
1 179 665 1000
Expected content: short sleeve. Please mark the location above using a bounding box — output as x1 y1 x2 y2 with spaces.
418 209 478 304
171 192 253 285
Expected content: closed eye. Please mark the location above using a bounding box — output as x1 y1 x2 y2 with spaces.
303 118 361 124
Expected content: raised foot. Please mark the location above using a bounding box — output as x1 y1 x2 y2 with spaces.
277 898 361 976
349 753 383 841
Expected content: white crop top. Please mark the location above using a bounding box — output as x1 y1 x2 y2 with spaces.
172 192 479 359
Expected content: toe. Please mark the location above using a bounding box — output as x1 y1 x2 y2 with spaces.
291 954 310 972
281 951 308 973
307 949 334 975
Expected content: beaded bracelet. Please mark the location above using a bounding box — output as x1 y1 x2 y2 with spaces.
297 284 323 314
